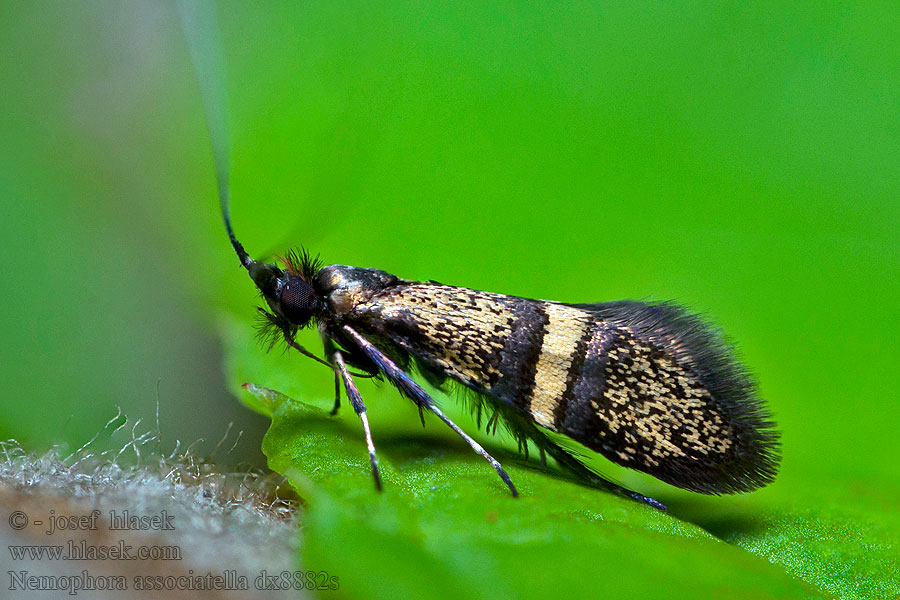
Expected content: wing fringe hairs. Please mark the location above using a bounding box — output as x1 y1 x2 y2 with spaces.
573 300 781 494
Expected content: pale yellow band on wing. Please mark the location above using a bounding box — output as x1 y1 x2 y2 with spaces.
528 304 591 428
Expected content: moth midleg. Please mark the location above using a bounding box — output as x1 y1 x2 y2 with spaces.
330 370 341 416
341 325 519 497
333 350 382 491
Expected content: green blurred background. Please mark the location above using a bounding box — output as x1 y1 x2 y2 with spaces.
1 0 898 507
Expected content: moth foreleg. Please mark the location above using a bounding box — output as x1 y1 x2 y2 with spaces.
279 327 335 369
333 350 382 491
341 325 518 497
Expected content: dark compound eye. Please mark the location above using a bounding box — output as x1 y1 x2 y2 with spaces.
280 278 316 325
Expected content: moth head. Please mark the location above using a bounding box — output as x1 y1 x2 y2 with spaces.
249 260 317 327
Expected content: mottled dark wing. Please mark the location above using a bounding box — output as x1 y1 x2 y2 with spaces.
351 282 780 494
560 301 780 493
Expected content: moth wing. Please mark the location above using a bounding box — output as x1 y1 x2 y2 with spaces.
554 300 780 494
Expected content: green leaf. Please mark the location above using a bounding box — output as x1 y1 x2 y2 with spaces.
690 491 900 600
244 382 830 600
726 508 900 599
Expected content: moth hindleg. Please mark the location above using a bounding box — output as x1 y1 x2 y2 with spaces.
341 325 518 497
544 440 666 510
333 349 382 491
482 403 665 510
524 426 666 511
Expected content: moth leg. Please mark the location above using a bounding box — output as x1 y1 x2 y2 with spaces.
494 407 665 510
330 370 341 416
539 436 666 511
263 312 330 369
341 325 518 497
282 334 375 379
333 350 382 491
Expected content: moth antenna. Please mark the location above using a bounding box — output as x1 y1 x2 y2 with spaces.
221 188 252 270
177 0 252 270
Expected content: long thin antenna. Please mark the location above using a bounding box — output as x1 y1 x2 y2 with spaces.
176 0 252 269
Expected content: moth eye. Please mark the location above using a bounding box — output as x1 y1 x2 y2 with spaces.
280 278 316 324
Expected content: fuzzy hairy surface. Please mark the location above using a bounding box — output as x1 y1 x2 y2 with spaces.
0 428 300 600
278 247 323 284
569 300 780 493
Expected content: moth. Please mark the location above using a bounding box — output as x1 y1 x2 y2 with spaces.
179 1 779 509
221 211 780 509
